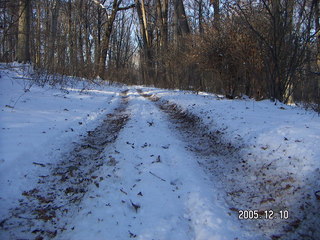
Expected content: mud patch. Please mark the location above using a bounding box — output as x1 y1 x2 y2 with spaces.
0 90 130 239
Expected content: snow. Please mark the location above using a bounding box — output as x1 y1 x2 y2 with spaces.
1 65 319 239
146 88 320 238
0 66 123 219
57 91 247 240
150 88 320 182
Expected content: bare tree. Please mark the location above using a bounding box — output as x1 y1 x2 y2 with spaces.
98 0 122 78
47 0 61 71
157 0 168 47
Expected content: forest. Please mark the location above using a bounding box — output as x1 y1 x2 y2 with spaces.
0 0 319 108
1 1 320 239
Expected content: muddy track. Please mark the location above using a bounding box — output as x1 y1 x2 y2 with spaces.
1 90 130 240
137 89 320 240
137 89 240 159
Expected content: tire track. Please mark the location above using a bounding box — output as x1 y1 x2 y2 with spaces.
1 90 130 240
137 89 240 158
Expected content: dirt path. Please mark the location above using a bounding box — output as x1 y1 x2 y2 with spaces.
1 90 130 240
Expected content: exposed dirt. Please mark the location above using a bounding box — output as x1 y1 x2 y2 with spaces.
137 89 320 240
1 90 130 240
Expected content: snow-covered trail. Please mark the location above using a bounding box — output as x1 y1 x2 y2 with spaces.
1 67 319 239
57 89 246 240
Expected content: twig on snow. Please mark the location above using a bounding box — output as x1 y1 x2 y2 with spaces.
149 171 166 182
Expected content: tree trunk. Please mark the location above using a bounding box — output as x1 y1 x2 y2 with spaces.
84 3 92 69
98 0 120 78
135 0 150 49
78 0 85 68
198 0 204 34
314 0 320 111
17 0 31 63
210 0 220 27
68 0 75 71
135 0 152 84
272 0 282 101
315 0 320 71
157 0 168 48
48 0 61 71
173 0 190 39
94 5 102 75
155 0 169 86
44 0 50 66
35 1 41 66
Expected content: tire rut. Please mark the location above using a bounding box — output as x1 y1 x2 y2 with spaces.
137 89 239 157
1 90 130 240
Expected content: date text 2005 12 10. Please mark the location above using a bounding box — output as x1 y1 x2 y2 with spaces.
238 210 289 220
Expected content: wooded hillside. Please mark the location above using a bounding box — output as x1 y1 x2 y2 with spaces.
0 0 319 108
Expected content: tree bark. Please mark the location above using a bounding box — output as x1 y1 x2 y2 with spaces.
48 0 61 71
315 0 320 71
98 0 120 78
35 1 41 66
94 5 102 75
210 0 219 27
135 0 153 84
78 0 85 67
135 0 150 49
84 2 92 68
198 0 204 34
17 0 31 63
271 0 282 101
173 0 190 39
157 0 168 48
68 0 75 69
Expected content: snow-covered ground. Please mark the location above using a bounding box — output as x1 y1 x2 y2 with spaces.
146 88 320 238
0 65 319 239
0 65 123 220
57 90 247 240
